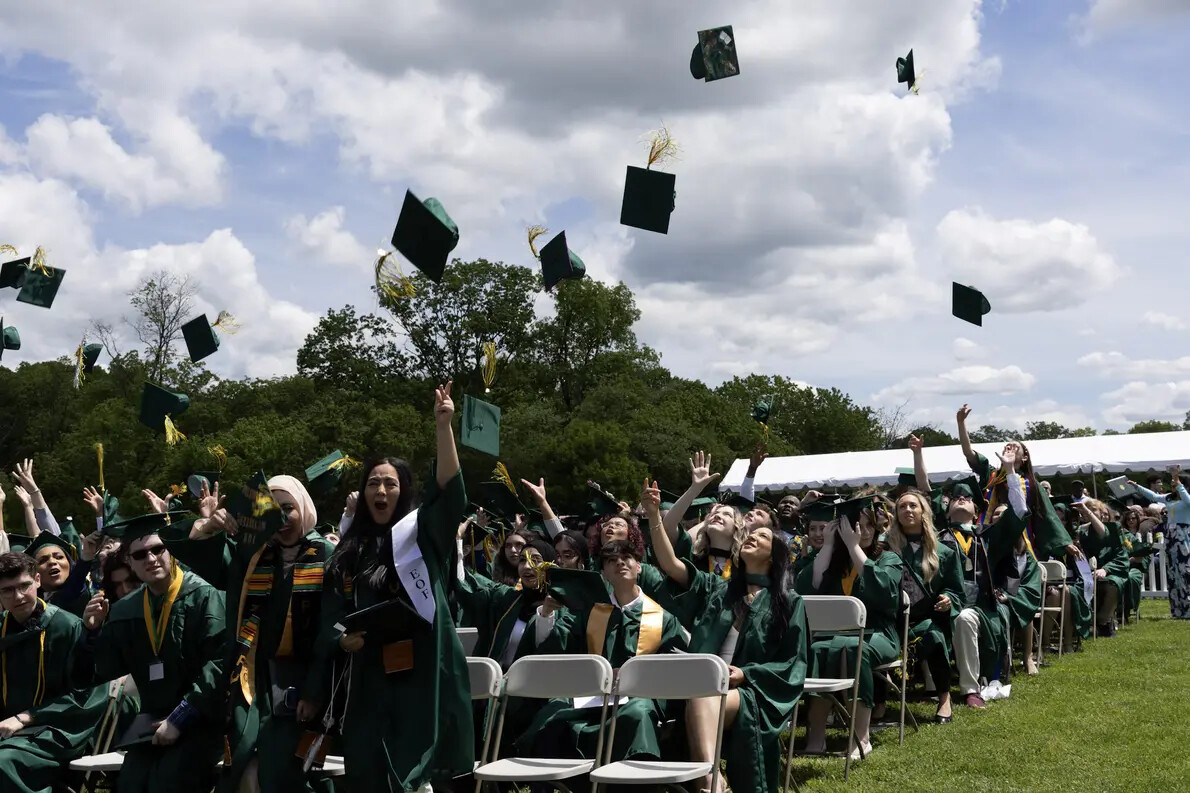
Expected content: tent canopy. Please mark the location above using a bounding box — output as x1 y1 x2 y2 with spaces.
721 431 1190 493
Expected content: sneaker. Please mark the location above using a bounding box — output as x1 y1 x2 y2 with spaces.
848 740 873 761
964 693 987 709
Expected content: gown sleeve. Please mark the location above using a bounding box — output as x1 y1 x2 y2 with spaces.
664 560 724 629
1031 489 1074 561
937 545 965 616
180 586 228 722
981 503 1028 566
418 470 468 566
853 552 903 627
971 452 993 490
739 593 810 731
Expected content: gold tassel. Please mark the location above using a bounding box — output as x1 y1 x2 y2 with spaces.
0 244 16 257
95 443 105 492
481 342 497 394
212 311 241 334
29 246 52 277
645 124 680 169
164 415 186 446
169 483 186 500
327 456 363 473
73 341 85 389
526 226 549 260
492 462 516 493
524 552 556 591
482 534 500 567
375 250 416 301
208 444 228 472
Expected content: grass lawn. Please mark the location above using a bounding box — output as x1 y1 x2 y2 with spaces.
788 613 1188 792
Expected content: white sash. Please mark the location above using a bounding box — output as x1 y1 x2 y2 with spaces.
390 509 435 625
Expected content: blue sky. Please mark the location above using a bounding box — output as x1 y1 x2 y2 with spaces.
1 0 1188 434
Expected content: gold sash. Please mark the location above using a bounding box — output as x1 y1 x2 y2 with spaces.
586 594 664 657
144 564 183 657
841 565 859 596
952 529 974 557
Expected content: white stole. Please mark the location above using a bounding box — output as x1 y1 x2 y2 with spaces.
390 509 435 625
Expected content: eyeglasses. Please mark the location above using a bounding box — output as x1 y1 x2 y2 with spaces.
130 545 168 562
0 580 36 598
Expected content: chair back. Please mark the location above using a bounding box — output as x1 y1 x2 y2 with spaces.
503 654 614 699
1042 560 1067 582
613 654 730 700
802 595 867 633
467 657 502 701
456 626 479 656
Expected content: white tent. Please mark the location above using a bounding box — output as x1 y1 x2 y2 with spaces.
720 430 1190 492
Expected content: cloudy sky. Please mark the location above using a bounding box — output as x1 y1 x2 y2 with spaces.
0 0 1188 433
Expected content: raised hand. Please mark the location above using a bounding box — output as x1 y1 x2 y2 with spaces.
10 458 36 492
837 515 859 547
81 531 102 562
82 486 104 515
908 433 923 452
198 480 223 519
521 477 548 506
434 380 455 426
747 442 769 476
689 450 720 491
641 478 662 511
141 489 169 515
82 592 110 631
957 404 972 424
12 485 31 509
344 491 358 518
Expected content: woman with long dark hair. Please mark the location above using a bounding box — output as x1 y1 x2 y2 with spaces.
553 530 590 570
643 480 808 793
321 382 472 793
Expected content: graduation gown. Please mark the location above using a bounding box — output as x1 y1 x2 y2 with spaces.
1081 522 1130 611
795 551 902 708
1124 532 1153 614
1000 550 1043 632
670 562 809 793
87 571 227 793
320 471 473 793
518 592 689 763
972 453 1073 561
896 539 964 662
0 604 113 793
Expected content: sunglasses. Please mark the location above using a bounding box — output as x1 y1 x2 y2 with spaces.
130 545 168 562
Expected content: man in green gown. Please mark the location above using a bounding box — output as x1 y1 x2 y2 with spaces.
77 513 227 793
0 552 114 793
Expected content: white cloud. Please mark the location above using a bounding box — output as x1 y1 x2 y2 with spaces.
871 364 1037 403
285 206 372 272
952 337 986 361
902 399 1094 434
939 207 1122 313
23 113 223 211
1141 311 1186 331
1078 0 1190 38
1079 351 1190 380
1101 381 1190 426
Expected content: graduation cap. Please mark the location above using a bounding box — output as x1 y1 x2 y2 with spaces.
187 472 220 498
752 396 774 425
689 25 740 82
460 395 501 457
587 481 623 520
15 257 65 309
7 533 32 554
621 166 676 235
181 314 222 362
836 494 882 526
139 382 190 432
896 49 917 93
801 497 843 523
658 489 680 511
80 343 103 375
102 491 122 525
686 496 719 521
539 231 586 290
952 283 991 327
719 490 755 511
101 511 187 542
305 450 356 495
479 481 528 523
25 532 77 562
895 467 917 487
225 471 284 537
0 317 19 360
545 567 611 611
0 258 27 290
391 189 459 283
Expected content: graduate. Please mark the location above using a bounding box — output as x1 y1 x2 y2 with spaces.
0 552 114 793
519 542 689 766
321 382 473 793
643 479 809 793
552 530 591 570
1071 500 1130 636
185 474 337 793
993 504 1044 675
1121 506 1154 617
77 512 228 793
796 495 902 758
795 499 832 576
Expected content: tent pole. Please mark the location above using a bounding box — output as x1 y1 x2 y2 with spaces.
1092 469 1098 499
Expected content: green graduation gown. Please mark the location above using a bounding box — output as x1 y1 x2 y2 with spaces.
670 562 809 793
320 471 473 793
518 591 689 762
88 571 227 793
0 604 114 793
896 539 964 665
795 551 903 708
1001 550 1043 631
971 453 1073 561
1081 522 1130 614
1124 532 1153 614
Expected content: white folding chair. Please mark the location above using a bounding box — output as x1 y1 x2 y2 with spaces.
457 626 480 657
69 752 125 773
1041 560 1067 660
873 592 917 745
784 595 867 790
473 654 614 793
467 656 504 773
588 654 731 791
1032 563 1047 668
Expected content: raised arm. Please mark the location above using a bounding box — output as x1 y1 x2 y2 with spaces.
12 485 40 539
811 521 837 590
956 404 980 472
1072 500 1106 538
435 380 461 487
521 478 563 538
739 442 768 504
909 433 930 492
643 478 689 588
663 450 720 543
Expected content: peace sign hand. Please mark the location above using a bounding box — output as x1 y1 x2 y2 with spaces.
434 380 455 426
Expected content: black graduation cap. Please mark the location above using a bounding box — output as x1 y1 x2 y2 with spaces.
391 189 459 283
620 166 676 235
15 257 65 309
801 498 841 523
479 481 528 523
0 317 20 360
539 231 587 290
25 532 77 562
690 25 740 82
139 382 190 431
103 511 188 542
836 494 880 526
187 472 221 498
719 490 756 510
896 49 916 92
686 496 719 521
0 258 28 289
181 314 221 362
80 343 103 374
952 283 991 326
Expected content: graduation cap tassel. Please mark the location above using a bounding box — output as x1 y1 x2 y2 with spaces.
208 444 228 472
526 226 548 261
525 552 557 591
374 250 416 302
492 462 516 494
212 311 241 335
481 342 497 394
74 341 86 389
327 455 363 474
645 124 680 169
0 244 16 257
29 246 53 278
163 415 186 446
95 443 105 492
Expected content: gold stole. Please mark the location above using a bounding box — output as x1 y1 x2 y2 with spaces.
951 528 974 557
586 594 664 657
1 599 48 709
708 555 733 580
144 563 184 657
841 565 859 596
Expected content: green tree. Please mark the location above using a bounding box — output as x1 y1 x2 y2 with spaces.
1024 421 1071 441
297 306 410 398
127 271 198 384
970 424 1015 443
1069 427 1098 438
1128 420 1180 434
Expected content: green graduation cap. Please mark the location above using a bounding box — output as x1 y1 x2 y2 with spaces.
181 314 221 362
836 494 880 526
686 495 719 521
139 382 190 432
0 258 28 290
187 472 221 498
25 531 78 562
391 189 459 283
305 450 351 495
225 471 284 538
0 318 20 360
690 25 740 82
621 166 676 235
539 230 586 291
895 467 917 487
80 343 103 375
896 49 916 92
16 262 65 309
952 283 991 327
719 490 755 510
801 498 841 523
461 395 501 457
659 489 680 511
545 567 612 611
102 491 122 525
587 481 622 520
946 475 988 512
478 480 528 523
103 511 188 542
7 533 32 554
752 396 773 425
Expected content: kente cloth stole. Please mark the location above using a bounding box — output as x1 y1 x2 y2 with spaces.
586 594 664 657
